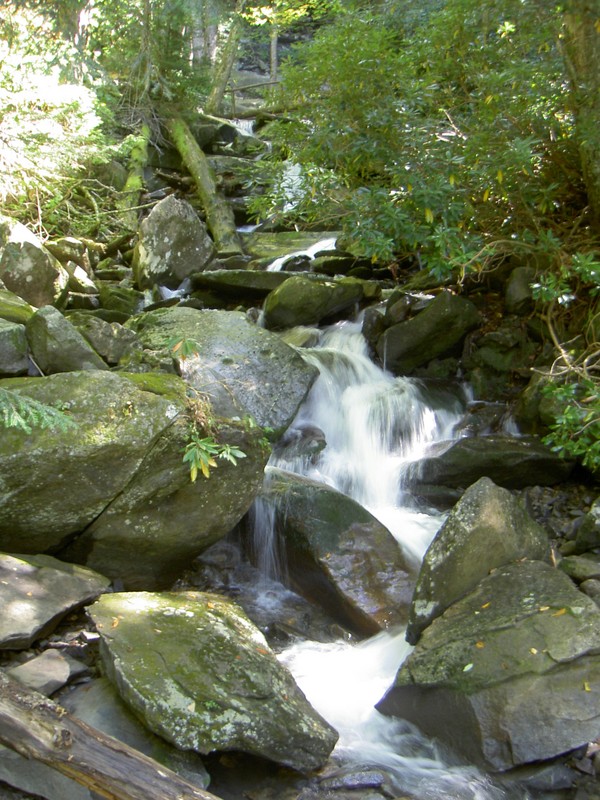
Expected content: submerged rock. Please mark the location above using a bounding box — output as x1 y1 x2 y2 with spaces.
378 560 600 771
406 476 551 644
89 591 338 771
257 468 417 635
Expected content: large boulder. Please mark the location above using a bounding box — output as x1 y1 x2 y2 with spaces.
0 215 69 308
26 305 108 373
0 370 268 588
126 306 318 436
262 275 364 329
133 195 216 289
377 560 600 771
190 269 293 302
409 434 574 495
89 591 338 771
258 468 417 635
406 477 551 644
376 290 479 374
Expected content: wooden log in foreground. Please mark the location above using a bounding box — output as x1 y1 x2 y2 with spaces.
0 670 223 800
165 117 243 257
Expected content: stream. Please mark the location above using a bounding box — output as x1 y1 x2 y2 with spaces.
198 309 528 800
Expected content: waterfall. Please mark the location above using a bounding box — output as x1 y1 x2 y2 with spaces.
246 317 521 800
266 236 338 272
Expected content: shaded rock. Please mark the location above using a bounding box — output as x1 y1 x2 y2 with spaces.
505 266 536 315
0 289 35 324
572 497 600 554
67 311 142 365
258 468 417 635
0 215 69 308
26 305 108 373
134 195 215 289
409 434 573 492
97 283 145 317
406 477 551 644
89 591 338 771
190 268 292 301
376 291 479 374
263 276 364 330
0 320 28 376
0 553 110 650
378 560 600 771
559 554 600 583
127 306 318 436
7 649 88 694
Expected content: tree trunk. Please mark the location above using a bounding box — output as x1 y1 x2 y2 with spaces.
117 123 151 232
0 670 222 800
165 117 243 256
205 0 247 116
562 1 600 230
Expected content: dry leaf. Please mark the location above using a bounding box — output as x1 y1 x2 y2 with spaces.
475 641 485 649
552 608 567 617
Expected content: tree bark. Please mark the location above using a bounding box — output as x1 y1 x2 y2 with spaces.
117 123 151 232
562 1 600 230
205 0 247 116
165 116 243 256
0 670 222 800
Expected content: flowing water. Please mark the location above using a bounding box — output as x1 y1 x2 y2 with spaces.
247 317 525 800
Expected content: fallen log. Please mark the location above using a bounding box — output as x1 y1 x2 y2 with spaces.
165 116 243 257
0 670 222 800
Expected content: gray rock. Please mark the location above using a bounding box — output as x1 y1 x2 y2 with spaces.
26 305 108 373
263 276 364 330
559 554 600 583
259 468 417 635
378 560 600 771
89 591 338 771
573 497 600 554
505 266 536 315
0 215 69 308
406 477 551 644
0 553 110 650
409 434 573 491
0 288 35 324
127 306 318 436
8 649 88 694
190 268 293 301
376 290 479 374
0 320 29 376
67 312 142 365
134 195 215 289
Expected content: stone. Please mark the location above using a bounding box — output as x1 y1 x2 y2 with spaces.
505 266 536 315
378 561 600 771
241 231 342 262
0 215 69 308
190 268 293 301
127 306 318 436
97 283 145 317
134 195 216 289
7 649 88 694
67 312 142 365
376 290 480 374
89 591 338 771
406 477 551 644
0 320 28 376
0 289 35 324
263 276 364 329
559 554 600 583
0 553 110 650
26 305 108 373
258 468 417 635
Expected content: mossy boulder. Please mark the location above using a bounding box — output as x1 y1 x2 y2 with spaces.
263 276 364 330
89 591 338 771
0 289 35 324
0 370 267 588
26 306 108 373
258 468 417 635
0 320 29 376
406 477 552 644
378 560 600 771
127 306 318 436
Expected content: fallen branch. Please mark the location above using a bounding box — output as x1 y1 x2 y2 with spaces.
0 670 222 800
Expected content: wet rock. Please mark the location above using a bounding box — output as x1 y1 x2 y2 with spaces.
263 276 364 330
378 560 600 771
406 477 551 644
0 215 69 308
127 306 318 436
190 268 292 302
409 434 573 492
258 468 417 635
241 231 342 262
376 290 479 374
89 591 338 771
133 195 216 289
0 553 110 650
26 305 108 373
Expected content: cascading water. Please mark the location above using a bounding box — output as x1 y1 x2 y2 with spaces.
249 317 523 800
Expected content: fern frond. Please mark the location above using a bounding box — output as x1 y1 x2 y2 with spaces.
0 388 77 434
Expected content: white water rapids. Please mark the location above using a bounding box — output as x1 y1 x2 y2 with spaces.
250 318 522 800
